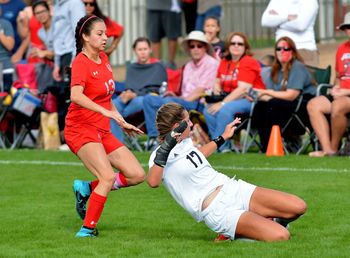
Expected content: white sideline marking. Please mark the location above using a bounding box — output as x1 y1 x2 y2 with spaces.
0 160 349 173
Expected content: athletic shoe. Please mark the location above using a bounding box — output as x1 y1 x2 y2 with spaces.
75 226 99 238
214 234 231 242
73 180 91 220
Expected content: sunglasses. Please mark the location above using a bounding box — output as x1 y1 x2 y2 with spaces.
84 2 96 7
275 46 292 52
342 25 350 30
189 44 204 49
230 42 244 47
34 9 48 16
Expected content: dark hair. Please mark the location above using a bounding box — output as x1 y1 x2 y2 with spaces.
32 0 50 13
156 103 185 141
132 37 151 49
87 0 109 24
204 15 221 27
74 15 104 55
270 37 304 90
223 32 252 60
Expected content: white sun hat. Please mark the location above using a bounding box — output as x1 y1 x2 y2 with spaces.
181 30 215 57
337 12 350 30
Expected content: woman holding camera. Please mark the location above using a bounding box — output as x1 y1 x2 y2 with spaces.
203 32 265 152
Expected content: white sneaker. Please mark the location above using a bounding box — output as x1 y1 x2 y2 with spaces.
59 144 70 151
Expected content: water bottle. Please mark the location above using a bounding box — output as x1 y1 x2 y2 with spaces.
159 81 168 96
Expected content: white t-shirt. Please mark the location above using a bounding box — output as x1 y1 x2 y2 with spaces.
149 138 229 222
261 0 319 51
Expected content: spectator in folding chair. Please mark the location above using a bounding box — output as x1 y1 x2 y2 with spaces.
307 13 350 157
253 36 316 153
143 30 219 150
0 5 15 92
203 32 265 152
110 37 167 143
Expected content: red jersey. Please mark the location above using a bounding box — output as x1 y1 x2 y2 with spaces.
65 51 115 131
335 41 350 89
105 17 123 38
217 55 265 93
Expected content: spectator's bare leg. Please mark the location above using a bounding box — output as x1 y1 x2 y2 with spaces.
330 96 350 151
307 96 332 155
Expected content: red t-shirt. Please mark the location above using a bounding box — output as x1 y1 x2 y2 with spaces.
65 52 115 130
28 16 45 63
335 41 350 89
105 17 123 38
217 55 265 93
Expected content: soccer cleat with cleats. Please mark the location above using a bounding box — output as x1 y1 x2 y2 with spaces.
73 180 91 220
75 226 99 238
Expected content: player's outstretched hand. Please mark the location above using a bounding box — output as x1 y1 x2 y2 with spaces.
221 118 241 140
154 121 188 167
121 122 144 137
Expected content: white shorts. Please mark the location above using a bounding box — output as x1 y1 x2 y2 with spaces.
200 178 256 239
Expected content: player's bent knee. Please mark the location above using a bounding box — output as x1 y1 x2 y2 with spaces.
270 228 290 242
290 198 307 218
127 169 146 185
99 174 116 189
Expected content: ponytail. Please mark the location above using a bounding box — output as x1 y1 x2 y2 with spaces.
74 15 103 56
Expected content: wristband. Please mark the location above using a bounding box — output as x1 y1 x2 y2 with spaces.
213 136 225 149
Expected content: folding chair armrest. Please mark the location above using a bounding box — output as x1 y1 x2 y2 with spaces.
294 94 304 112
316 83 333 96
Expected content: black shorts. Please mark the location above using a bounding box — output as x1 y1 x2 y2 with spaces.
147 10 182 42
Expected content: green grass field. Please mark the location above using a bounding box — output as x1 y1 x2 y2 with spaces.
1 150 349 258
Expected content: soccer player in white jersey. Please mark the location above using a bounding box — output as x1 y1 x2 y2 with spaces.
147 103 307 242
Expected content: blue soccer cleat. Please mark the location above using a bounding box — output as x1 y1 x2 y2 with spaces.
75 226 99 238
73 180 91 220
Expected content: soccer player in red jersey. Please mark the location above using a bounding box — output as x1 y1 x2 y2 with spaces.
64 15 145 237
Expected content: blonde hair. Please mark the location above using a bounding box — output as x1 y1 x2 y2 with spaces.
156 103 185 141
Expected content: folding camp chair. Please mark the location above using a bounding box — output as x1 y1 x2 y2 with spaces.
7 89 42 149
239 99 261 153
283 65 332 154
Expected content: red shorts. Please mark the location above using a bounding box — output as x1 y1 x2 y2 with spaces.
64 124 124 154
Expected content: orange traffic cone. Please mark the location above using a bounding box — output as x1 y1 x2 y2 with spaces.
266 125 284 156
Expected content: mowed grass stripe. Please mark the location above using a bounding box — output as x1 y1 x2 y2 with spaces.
0 159 349 173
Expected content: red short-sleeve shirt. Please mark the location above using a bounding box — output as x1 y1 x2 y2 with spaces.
65 51 115 130
105 17 123 38
217 55 265 93
335 41 350 89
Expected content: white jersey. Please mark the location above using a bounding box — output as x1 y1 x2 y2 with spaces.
149 138 230 222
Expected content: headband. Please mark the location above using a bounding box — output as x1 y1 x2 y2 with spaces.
79 15 97 36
